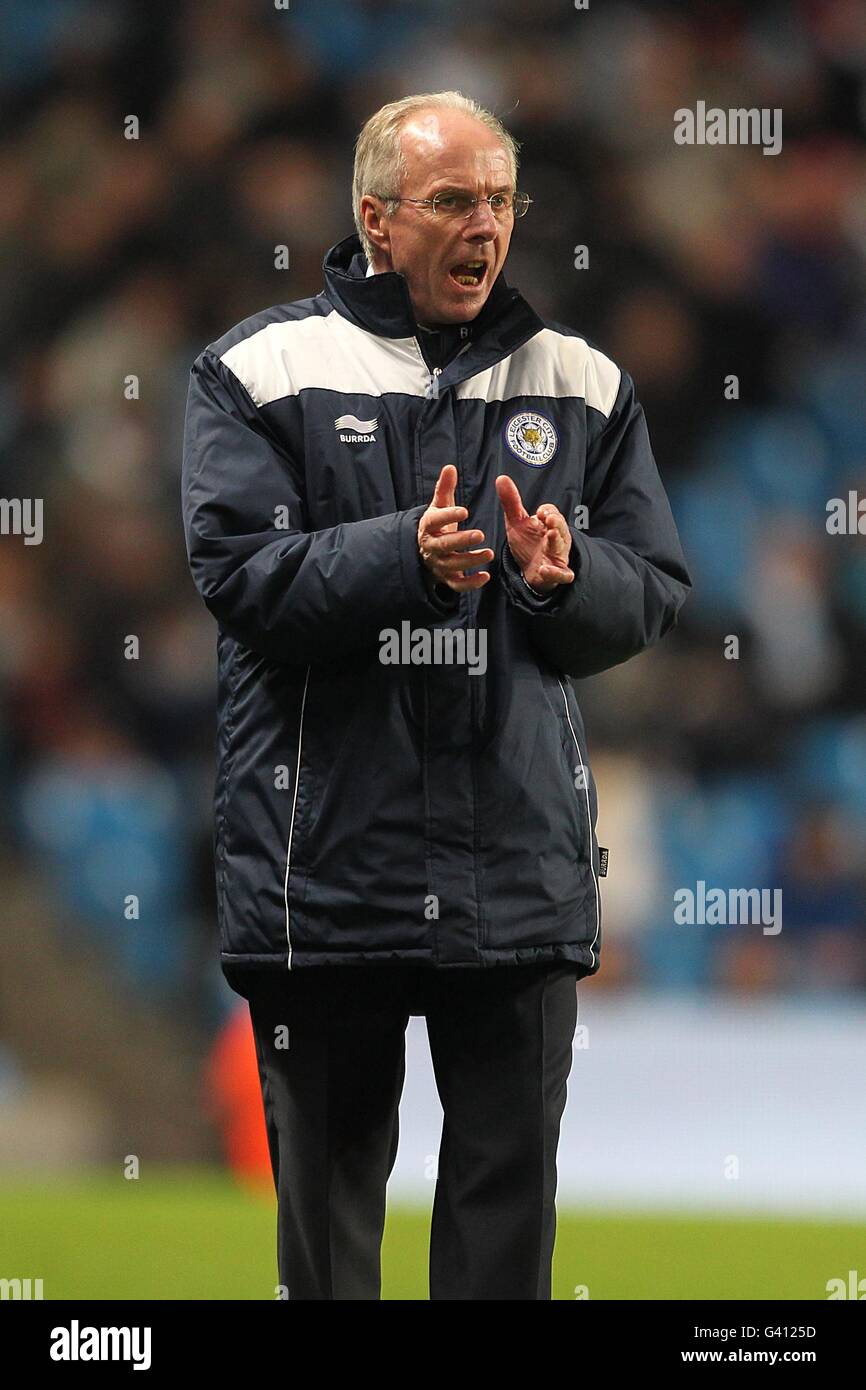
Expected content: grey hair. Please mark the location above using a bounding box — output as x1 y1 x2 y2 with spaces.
352 90 520 263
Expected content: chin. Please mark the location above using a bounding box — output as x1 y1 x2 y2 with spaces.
439 293 490 323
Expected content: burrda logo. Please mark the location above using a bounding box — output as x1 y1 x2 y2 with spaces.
335 413 377 444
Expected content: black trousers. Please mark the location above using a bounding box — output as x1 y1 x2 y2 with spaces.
225 960 579 1301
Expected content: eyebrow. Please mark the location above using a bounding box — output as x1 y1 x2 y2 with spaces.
427 182 514 195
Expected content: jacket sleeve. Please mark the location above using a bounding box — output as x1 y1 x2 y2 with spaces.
499 365 692 679
181 347 459 666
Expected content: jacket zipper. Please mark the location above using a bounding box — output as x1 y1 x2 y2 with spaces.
557 677 602 970
421 335 473 399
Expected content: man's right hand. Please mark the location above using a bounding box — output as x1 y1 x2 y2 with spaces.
417 464 493 592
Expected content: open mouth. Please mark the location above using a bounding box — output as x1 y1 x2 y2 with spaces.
449 260 487 288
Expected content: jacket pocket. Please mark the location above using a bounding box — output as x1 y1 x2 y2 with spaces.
476 665 592 949
554 674 603 969
283 664 314 904
553 673 599 869
288 663 430 936
535 668 596 862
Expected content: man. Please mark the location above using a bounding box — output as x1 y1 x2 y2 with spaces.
181 90 691 1300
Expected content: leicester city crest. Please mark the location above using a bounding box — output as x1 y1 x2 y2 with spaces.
503 411 558 467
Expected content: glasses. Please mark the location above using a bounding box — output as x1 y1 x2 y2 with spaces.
374 190 532 220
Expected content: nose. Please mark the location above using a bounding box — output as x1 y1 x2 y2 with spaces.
464 198 499 240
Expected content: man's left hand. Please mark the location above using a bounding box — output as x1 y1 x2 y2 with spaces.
494 475 575 592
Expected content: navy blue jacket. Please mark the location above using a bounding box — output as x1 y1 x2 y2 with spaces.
181 233 691 978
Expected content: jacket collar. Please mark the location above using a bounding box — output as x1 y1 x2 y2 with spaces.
321 233 545 385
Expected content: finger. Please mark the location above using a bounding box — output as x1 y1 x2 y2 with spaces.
422 504 468 533
544 527 567 557
428 549 494 576
494 474 528 526
431 464 458 511
538 505 570 535
432 549 494 574
534 564 574 585
425 530 489 555
444 570 491 591
538 507 569 541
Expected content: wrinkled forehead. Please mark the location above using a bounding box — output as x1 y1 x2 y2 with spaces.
397 110 512 189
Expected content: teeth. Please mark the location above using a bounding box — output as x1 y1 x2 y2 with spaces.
453 262 484 285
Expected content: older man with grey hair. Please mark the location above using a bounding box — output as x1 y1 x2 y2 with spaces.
182 90 691 1300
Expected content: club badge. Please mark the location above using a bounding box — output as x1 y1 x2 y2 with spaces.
503 411 558 467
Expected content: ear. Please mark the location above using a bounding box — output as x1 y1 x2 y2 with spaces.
359 194 393 268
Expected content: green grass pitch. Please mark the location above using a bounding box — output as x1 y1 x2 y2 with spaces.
0 1169 862 1300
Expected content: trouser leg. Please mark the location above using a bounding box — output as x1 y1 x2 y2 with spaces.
424 963 579 1301
241 964 411 1300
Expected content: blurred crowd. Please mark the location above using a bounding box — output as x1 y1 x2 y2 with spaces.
1 0 865 1054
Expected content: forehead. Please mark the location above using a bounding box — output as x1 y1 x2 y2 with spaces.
397 109 512 188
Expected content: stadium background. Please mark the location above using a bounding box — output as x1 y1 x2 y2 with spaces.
1 0 865 1299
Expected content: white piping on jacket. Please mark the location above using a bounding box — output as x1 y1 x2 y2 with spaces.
558 677 601 970
284 665 311 970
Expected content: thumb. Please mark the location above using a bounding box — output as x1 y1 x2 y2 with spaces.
495 474 528 526
432 464 457 510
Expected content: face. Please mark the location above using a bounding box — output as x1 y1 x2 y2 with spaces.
360 108 516 326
